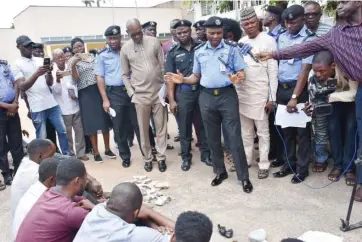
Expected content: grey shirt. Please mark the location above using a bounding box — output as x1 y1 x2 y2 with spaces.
73 204 171 242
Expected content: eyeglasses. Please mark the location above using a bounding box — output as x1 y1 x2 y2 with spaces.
304 12 322 18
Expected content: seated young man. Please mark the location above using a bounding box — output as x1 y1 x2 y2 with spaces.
171 211 213 242
15 157 93 242
74 182 175 242
12 157 60 241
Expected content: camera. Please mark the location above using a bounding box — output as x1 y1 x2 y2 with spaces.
309 77 337 117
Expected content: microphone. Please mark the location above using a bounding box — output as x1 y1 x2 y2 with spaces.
237 42 259 63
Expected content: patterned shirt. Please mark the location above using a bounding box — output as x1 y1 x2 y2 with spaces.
273 22 362 82
68 54 97 90
0 61 15 103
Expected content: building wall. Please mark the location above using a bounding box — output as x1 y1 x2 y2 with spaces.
2 5 184 63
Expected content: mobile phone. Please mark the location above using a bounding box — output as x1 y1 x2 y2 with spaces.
43 57 51 66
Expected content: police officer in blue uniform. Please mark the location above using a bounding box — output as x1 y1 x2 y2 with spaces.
165 20 212 171
272 5 313 183
165 16 253 193
95 25 141 168
0 59 24 186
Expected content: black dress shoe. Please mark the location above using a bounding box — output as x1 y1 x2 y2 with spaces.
242 179 253 193
144 162 153 172
273 164 294 178
291 173 308 184
181 160 191 171
2 172 13 185
158 160 167 172
270 159 285 168
211 172 228 186
201 157 213 166
122 159 131 168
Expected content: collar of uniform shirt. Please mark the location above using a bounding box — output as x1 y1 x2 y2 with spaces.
205 39 225 50
269 24 282 37
287 25 309 39
175 39 198 51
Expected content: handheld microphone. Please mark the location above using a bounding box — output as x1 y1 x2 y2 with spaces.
237 43 259 63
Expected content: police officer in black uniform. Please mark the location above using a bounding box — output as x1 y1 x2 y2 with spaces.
165 17 253 193
193 20 207 42
165 20 212 171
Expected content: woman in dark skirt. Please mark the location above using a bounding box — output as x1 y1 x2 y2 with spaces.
68 38 116 163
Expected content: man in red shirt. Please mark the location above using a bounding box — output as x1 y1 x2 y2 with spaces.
16 157 94 242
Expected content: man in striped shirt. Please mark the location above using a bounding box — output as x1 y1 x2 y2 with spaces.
257 0 362 199
304 1 332 37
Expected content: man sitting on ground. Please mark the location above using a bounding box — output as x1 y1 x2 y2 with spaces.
16 157 93 242
12 157 60 241
171 211 213 242
74 182 175 242
10 139 56 220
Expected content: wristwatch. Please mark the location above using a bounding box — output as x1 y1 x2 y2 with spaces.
291 94 298 99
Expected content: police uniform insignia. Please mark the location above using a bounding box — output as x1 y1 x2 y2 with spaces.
194 42 206 51
97 47 107 54
215 19 221 26
112 28 118 35
288 13 293 19
151 21 155 26
224 40 237 47
181 21 184 25
196 23 200 27
213 89 219 96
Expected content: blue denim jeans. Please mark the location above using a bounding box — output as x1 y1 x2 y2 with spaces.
31 105 70 155
328 102 357 172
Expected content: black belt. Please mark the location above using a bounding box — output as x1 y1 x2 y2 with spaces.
106 85 127 91
279 81 297 90
201 85 233 96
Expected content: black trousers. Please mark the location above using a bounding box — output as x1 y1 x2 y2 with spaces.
199 86 249 181
107 86 141 161
277 83 311 175
46 120 60 153
176 86 210 161
268 109 285 161
0 113 24 174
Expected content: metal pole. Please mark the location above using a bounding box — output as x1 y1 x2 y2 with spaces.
135 0 139 18
112 0 115 25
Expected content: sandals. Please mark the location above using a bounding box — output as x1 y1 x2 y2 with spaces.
328 169 342 181
0 180 6 191
312 162 328 173
218 224 233 238
345 172 356 186
258 169 269 179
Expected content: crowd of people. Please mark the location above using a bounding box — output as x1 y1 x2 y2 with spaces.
0 0 362 241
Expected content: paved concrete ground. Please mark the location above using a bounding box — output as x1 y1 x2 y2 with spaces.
1 101 362 242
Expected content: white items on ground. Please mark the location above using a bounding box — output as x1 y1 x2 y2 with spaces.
249 229 268 242
128 176 172 206
298 231 343 242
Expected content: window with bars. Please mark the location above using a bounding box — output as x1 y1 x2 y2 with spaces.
201 1 213 16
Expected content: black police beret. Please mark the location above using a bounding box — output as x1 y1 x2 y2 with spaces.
282 5 305 21
104 25 121 36
266 6 284 16
203 16 223 28
193 20 206 28
142 21 157 29
173 20 192 29
32 43 44 49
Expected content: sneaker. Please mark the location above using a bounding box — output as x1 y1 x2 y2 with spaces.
93 154 104 163
78 155 89 161
105 150 117 159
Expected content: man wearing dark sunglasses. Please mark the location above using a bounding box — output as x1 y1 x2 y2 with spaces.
304 1 331 37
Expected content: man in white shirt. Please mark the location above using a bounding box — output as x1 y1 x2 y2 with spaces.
51 49 88 161
74 182 174 242
11 35 70 155
237 8 278 179
11 157 60 241
10 139 56 222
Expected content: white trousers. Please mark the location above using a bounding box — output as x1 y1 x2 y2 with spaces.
240 113 270 170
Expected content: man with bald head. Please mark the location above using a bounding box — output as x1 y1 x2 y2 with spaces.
74 182 175 241
121 18 168 172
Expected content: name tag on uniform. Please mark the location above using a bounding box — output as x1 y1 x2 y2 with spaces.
287 58 294 64
175 53 185 58
220 63 226 73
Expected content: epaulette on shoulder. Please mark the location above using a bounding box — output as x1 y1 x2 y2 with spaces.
194 42 206 51
0 59 8 65
305 28 315 37
97 47 107 55
224 39 238 47
168 44 178 53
